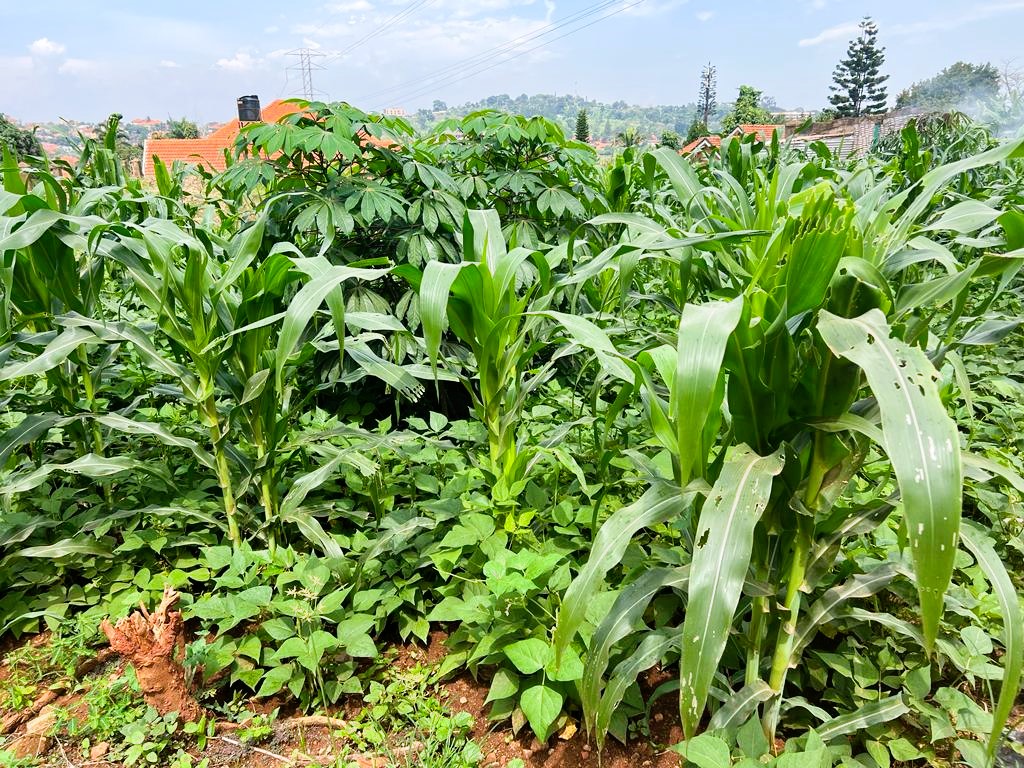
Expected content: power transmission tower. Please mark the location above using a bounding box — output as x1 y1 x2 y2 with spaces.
287 48 327 101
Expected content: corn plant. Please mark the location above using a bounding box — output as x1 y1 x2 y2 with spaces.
554 138 1024 757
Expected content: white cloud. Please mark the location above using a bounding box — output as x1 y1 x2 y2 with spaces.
159 60 181 68
695 10 714 21
798 20 860 47
29 37 66 56
800 2 1024 47
265 25 280 33
214 52 262 71
58 58 98 76
889 1 1024 36
326 0 374 11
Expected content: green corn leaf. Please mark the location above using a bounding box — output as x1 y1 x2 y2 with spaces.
3 453 164 496
595 629 678 750
553 483 689 663
672 297 743 483
922 200 1001 235
793 562 900 655
816 694 909 741
5 538 112 560
707 681 774 731
0 413 69 467
960 521 1023 766
818 309 961 653
581 566 690 736
419 259 470 372
679 445 784 739
274 265 386 389
0 326 93 382
94 414 217 471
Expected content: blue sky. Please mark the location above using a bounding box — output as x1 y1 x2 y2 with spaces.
2 0 1023 122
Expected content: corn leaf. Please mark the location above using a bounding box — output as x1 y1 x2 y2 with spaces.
960 521 1023 765
818 309 961 653
679 445 784 738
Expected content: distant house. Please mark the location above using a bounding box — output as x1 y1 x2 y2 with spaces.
680 124 784 156
786 109 922 158
142 99 302 178
132 118 163 128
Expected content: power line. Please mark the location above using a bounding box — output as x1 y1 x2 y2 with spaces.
357 0 623 106
364 0 646 110
324 0 437 64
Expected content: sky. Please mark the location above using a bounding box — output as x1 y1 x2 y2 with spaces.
2 0 1023 123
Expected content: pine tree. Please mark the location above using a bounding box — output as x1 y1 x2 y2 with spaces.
698 62 717 127
829 17 889 117
574 109 590 143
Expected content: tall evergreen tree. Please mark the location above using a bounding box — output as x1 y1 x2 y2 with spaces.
829 17 889 116
574 109 590 143
698 62 717 127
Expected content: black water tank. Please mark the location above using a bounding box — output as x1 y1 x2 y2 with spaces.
237 95 261 122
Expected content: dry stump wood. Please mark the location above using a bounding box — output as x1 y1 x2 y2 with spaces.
100 585 201 721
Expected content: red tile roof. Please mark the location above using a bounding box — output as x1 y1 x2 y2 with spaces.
143 99 304 177
733 124 783 141
680 135 722 155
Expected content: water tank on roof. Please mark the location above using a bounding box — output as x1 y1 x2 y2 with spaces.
237 95 261 123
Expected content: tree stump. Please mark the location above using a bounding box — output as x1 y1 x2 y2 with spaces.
100 585 201 722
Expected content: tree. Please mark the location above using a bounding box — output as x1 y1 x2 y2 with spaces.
167 117 200 140
658 130 681 149
829 17 888 117
574 109 590 143
896 62 1000 112
616 127 643 149
432 99 448 112
721 85 773 132
698 62 717 127
0 113 42 157
686 120 708 143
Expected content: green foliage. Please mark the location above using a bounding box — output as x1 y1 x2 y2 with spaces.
829 17 889 116
685 120 708 144
1 97 1023 764
166 117 201 140
574 109 590 143
0 115 41 158
721 86 773 132
896 61 1001 113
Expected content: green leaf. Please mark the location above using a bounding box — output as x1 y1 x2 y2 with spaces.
707 681 774 731
676 733 731 768
581 566 689 736
816 694 909 741
923 200 1001 234
818 309 961 653
519 685 563 741
503 638 549 675
960 521 1023 765
679 445 784 739
256 663 293 697
595 629 677 749
670 297 743 482
485 669 520 703
0 326 93 382
554 483 688 662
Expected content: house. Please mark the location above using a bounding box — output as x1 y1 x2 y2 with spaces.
786 108 922 158
142 98 303 178
679 124 784 156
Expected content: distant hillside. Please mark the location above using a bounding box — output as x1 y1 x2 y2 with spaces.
407 93 734 140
